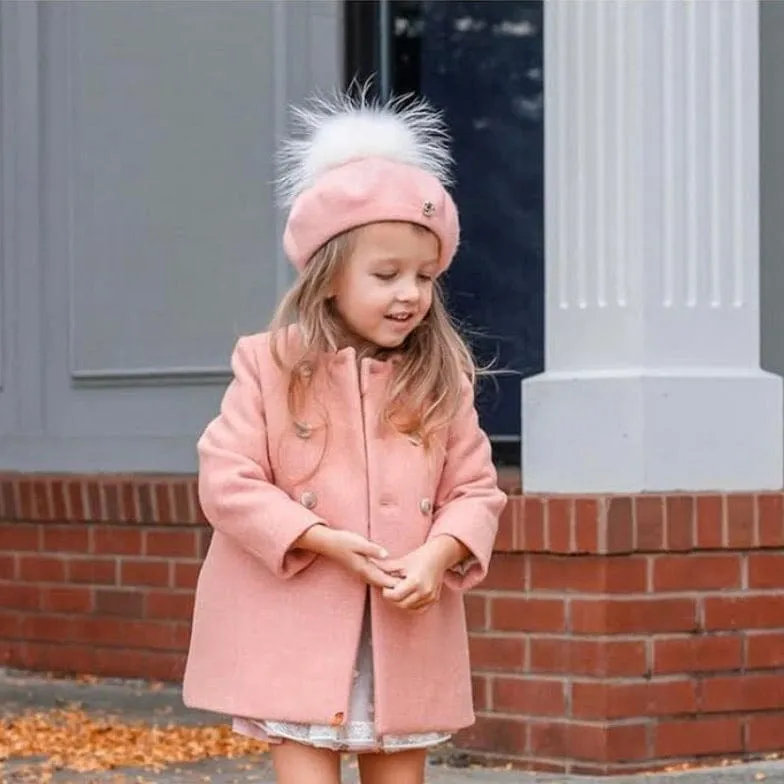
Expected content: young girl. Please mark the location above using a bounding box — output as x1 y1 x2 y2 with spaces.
183 92 507 784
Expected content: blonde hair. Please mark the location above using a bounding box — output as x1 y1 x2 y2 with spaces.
269 225 476 448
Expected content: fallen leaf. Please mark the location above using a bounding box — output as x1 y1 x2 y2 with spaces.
0 708 267 775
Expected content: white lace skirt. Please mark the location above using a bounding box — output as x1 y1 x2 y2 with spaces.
233 602 451 753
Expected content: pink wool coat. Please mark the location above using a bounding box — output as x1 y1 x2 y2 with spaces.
182 331 507 735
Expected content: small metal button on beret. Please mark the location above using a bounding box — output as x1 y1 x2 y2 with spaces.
300 491 317 509
422 200 436 218
419 497 432 515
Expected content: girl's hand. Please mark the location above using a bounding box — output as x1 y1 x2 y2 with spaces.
294 525 399 590
377 536 470 612
375 543 445 612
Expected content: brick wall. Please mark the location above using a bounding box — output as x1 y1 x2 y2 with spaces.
1 473 784 774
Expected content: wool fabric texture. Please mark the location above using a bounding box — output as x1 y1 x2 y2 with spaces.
182 331 507 734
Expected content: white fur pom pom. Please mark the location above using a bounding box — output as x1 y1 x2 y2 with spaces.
275 89 453 208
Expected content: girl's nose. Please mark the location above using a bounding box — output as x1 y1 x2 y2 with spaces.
396 279 420 302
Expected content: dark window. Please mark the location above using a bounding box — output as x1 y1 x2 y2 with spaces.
344 1 544 466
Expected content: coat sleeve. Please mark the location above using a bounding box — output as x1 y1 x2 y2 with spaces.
197 335 324 579
427 376 508 592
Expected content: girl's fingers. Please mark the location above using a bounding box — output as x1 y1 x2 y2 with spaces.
353 541 388 560
363 564 400 590
384 576 419 603
371 557 405 576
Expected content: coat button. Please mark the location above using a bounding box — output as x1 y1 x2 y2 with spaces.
294 421 312 439
300 491 317 509
419 498 432 515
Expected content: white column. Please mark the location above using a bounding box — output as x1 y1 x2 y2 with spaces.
523 0 783 493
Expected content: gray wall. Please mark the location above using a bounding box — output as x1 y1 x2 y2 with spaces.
761 0 784 426
0 0 342 472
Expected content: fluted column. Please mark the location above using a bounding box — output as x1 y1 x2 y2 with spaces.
523 0 782 492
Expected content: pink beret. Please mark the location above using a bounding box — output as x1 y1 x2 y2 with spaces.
282 157 460 275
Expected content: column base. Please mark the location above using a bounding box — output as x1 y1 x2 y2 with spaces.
522 370 783 493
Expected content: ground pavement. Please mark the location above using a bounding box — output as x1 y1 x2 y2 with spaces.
1 668 783 783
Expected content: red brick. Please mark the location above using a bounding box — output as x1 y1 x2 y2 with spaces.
530 721 648 763
172 482 191 523
85 481 103 521
0 583 39 610
0 555 16 580
198 528 212 559
456 714 528 755
757 494 784 547
92 526 143 555
491 597 565 633
654 717 743 758
74 616 125 646
482 553 526 591
92 647 148 679
0 523 39 550
154 483 174 524
696 495 724 549
746 632 784 670
652 554 740 592
33 482 50 520
50 480 67 520
40 586 93 613
17 642 95 675
529 638 647 677
137 484 155 523
654 635 742 674
66 480 86 521
145 591 194 621
68 558 117 585
121 481 138 522
748 552 784 589
571 679 697 720
122 620 181 651
493 676 565 716
666 496 695 551
469 634 526 672
464 594 487 631
102 482 121 521
605 497 633 553
746 713 784 752
120 559 170 587
571 598 697 634
0 611 22 636
494 504 515 551
636 496 665 551
20 614 74 642
18 480 34 519
529 555 646 594
520 498 545 551
0 480 15 519
145 529 198 558
574 498 600 552
144 651 186 683
701 673 784 712
95 589 144 617
173 562 201 590
41 525 89 553
18 555 66 582
703 595 784 630
726 495 755 548
547 498 572 553
471 675 490 711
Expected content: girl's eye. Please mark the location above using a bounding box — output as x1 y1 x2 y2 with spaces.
418 274 434 283
374 272 396 281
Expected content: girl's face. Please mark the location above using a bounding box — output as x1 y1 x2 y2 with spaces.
331 222 440 351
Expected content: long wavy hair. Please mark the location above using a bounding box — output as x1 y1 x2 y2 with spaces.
269 224 476 449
